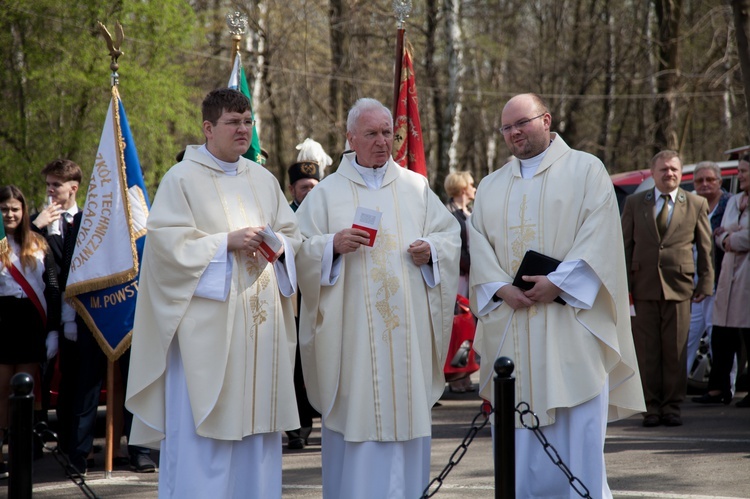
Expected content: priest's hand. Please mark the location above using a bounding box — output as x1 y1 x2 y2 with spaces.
333 228 370 254
521 275 562 304
495 285 536 310
228 226 264 253
407 240 431 266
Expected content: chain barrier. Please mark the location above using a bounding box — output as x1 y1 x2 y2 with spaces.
420 401 492 498
515 402 592 499
33 422 102 499
421 400 592 499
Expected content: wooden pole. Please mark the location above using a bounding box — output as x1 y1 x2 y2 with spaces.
105 359 114 478
392 28 404 120
231 34 241 70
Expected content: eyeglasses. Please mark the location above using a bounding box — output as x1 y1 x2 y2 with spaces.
694 177 719 184
500 114 545 135
218 119 255 129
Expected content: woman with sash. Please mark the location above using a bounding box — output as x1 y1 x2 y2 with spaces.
0 185 61 479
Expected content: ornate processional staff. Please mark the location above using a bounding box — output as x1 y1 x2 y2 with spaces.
226 11 248 71
96 20 124 479
392 0 412 118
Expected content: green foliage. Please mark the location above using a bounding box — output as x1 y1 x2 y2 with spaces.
0 0 203 206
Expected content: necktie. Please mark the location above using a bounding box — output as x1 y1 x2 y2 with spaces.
62 213 74 239
656 194 670 238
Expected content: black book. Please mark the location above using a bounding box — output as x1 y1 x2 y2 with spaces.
512 250 566 305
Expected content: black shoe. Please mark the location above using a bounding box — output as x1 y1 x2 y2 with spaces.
65 464 87 478
661 414 683 427
0 461 8 480
692 391 732 405
130 453 156 473
642 414 661 427
736 395 750 408
286 428 310 450
287 436 305 449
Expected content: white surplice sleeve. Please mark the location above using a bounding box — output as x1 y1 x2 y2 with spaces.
194 234 231 301
274 233 296 297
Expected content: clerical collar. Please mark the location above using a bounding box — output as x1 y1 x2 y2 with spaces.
200 144 240 176
352 158 388 190
518 148 549 179
354 156 386 170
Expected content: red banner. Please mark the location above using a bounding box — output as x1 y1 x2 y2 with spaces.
393 42 427 177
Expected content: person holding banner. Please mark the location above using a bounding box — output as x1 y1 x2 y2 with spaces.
30 158 82 455
295 98 460 498
125 88 301 499
0 185 61 479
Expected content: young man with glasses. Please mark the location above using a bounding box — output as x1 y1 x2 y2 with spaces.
125 88 301 498
469 93 644 498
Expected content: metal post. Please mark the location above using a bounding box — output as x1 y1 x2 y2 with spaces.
493 357 515 499
9 372 34 499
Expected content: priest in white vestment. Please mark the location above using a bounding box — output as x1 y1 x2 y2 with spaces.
295 98 460 499
125 89 301 499
469 93 645 498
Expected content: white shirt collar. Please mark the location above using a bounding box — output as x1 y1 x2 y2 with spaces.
352 158 388 190
518 148 549 179
654 187 678 202
200 144 240 176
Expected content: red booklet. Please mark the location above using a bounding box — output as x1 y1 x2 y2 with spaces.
257 225 283 263
352 207 382 247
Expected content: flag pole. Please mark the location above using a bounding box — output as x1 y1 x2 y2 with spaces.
97 20 124 479
392 1 412 118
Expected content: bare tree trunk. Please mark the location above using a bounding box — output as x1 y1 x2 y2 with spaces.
446 0 465 176
652 0 682 152
424 0 444 192
598 0 616 167
437 0 461 198
328 0 349 163
732 0 750 134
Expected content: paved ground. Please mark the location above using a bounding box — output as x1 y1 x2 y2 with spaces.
3 382 749 498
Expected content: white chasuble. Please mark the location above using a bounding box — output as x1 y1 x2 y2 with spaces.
126 145 301 447
469 135 645 428
296 154 460 442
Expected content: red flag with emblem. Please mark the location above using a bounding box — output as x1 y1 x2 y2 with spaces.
393 42 427 177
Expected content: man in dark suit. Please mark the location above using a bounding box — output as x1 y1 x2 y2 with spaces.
622 150 714 427
31 159 81 450
285 157 322 449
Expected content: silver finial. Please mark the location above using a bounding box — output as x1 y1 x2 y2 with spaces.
226 12 248 36
393 0 412 28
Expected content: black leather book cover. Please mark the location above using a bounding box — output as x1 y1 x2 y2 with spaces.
512 250 566 305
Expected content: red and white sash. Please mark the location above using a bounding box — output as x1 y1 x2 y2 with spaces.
7 252 47 328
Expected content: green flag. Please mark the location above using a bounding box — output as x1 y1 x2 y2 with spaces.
228 53 264 164
0 214 7 259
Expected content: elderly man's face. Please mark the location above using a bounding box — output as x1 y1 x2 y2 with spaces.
693 168 721 200
651 156 682 193
346 109 393 168
501 95 551 160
